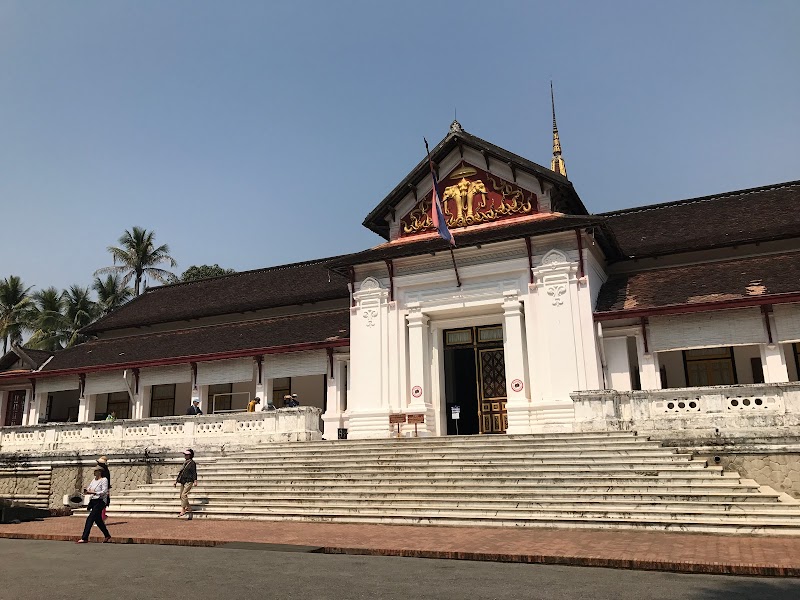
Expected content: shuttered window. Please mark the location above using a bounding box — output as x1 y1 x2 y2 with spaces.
38 376 80 394
84 372 128 396
649 308 766 353
196 358 254 386
774 303 800 343
264 351 327 379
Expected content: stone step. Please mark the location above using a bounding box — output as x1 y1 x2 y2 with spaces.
190 463 715 476
105 509 800 535
111 497 795 514
116 489 784 504
107 502 800 522
148 472 733 485
209 450 689 464
227 439 666 456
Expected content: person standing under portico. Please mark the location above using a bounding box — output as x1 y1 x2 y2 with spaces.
186 399 203 415
174 448 198 517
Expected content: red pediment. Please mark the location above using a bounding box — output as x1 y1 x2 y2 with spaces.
399 164 539 238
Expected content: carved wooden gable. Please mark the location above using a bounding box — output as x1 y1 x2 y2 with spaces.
400 164 538 238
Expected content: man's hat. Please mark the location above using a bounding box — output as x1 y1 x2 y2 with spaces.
192 399 200 403
183 448 194 456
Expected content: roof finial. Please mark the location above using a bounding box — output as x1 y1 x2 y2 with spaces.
550 81 567 178
450 109 463 133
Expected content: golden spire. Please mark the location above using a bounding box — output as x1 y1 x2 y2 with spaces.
550 81 567 178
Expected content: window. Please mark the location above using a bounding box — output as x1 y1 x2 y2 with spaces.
750 357 765 384
272 377 291 405
683 347 737 387
209 383 233 413
150 384 176 417
107 391 130 419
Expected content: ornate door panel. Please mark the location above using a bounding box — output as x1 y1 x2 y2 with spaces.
479 349 507 433
4 390 26 426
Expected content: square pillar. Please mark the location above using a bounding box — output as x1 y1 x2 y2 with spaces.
21 388 33 425
137 386 152 419
760 343 790 383
78 394 97 423
405 306 435 436
0 391 8 426
28 392 49 425
604 336 633 391
322 358 348 439
635 333 661 390
503 291 532 434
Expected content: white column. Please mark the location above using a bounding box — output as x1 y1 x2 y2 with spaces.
137 386 152 419
21 388 33 425
28 391 48 425
760 344 790 383
0 391 8 426
322 358 348 439
503 291 532 434
78 394 97 423
347 277 391 438
605 337 633 391
527 249 581 431
197 385 210 414
635 333 662 390
406 307 430 412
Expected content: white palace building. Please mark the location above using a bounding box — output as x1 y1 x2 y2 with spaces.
2 119 800 451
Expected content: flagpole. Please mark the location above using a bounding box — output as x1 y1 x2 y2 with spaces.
424 137 461 288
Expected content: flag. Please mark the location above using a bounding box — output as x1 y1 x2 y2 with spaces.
424 139 455 246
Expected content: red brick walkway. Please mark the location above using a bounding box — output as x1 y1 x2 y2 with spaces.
1 517 799 577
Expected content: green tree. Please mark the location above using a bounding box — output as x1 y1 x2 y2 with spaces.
61 285 98 348
179 264 236 282
0 276 32 354
93 274 134 315
95 226 177 296
26 287 68 351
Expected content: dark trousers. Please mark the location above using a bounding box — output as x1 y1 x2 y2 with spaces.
81 500 111 541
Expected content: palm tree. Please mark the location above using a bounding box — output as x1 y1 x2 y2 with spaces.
25 287 68 351
94 227 177 296
61 285 99 348
93 274 133 315
0 276 32 354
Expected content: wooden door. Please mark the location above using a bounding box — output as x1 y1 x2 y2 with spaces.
4 390 26 426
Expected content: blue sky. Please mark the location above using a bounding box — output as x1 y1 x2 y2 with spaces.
1 1 799 293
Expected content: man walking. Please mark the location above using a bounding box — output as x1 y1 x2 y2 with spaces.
186 399 203 415
174 448 198 517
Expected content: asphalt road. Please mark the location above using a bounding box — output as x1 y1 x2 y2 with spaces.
0 539 798 600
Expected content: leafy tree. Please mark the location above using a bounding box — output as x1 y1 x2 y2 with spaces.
0 276 32 354
93 274 133 315
179 264 236 282
26 287 68 351
61 285 99 348
95 226 177 296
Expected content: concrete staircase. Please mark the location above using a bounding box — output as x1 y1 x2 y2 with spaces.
109 432 800 534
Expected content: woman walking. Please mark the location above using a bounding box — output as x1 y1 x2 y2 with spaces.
96 456 111 521
77 465 112 543
174 448 198 517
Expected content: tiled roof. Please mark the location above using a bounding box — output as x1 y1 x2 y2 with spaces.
0 347 53 372
82 257 350 334
330 214 605 269
595 251 800 315
602 181 800 259
40 309 349 373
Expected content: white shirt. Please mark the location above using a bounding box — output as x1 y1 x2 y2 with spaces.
87 477 109 501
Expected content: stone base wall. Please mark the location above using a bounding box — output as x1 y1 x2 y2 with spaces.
715 454 800 498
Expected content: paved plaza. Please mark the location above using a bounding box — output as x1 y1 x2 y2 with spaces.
1 538 799 600
1 517 800 577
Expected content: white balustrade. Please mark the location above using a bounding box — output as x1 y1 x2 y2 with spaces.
0 408 322 454
571 382 800 440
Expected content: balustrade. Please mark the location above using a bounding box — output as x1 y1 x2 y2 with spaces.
0 408 321 454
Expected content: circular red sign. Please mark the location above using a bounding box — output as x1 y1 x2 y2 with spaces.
411 386 423 398
511 379 524 392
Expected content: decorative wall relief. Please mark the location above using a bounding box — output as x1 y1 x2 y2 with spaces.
362 309 378 327
401 165 538 235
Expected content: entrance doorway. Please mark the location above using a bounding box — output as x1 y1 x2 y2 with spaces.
4 390 26 426
443 326 507 435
